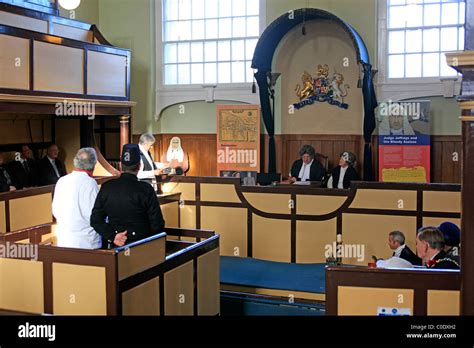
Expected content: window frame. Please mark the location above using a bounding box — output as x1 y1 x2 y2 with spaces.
155 0 265 119
377 0 463 101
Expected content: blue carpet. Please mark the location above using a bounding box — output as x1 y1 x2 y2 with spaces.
220 256 326 294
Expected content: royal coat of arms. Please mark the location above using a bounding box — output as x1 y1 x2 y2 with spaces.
294 64 350 110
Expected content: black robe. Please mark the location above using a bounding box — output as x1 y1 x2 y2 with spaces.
290 159 325 182
394 245 422 266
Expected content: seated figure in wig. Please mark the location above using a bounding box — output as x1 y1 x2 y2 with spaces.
161 137 189 175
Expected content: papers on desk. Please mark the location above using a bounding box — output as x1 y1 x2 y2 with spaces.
294 181 311 185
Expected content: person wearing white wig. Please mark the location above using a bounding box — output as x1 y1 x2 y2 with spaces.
327 151 359 189
166 137 185 163
378 113 415 136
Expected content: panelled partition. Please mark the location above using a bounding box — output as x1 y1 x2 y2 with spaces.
163 177 461 266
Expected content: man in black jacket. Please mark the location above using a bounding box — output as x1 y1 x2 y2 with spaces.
416 226 459 269
90 144 165 248
289 145 325 183
8 145 39 189
388 230 421 266
38 144 67 185
0 152 16 193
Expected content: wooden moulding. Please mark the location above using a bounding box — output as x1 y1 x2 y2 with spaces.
325 266 461 316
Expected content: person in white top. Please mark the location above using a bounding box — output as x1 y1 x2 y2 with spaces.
52 148 101 249
137 133 162 181
166 137 185 163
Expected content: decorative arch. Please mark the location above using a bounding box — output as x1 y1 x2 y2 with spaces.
252 8 378 179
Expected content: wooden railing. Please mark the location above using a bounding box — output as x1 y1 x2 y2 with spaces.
0 2 131 101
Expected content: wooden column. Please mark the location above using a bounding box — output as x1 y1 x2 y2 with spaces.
447 48 474 314
119 115 131 155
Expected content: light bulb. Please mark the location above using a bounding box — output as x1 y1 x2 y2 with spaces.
58 0 81 10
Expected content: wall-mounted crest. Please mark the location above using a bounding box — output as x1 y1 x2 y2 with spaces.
294 64 350 110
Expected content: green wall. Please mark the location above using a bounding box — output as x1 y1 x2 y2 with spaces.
59 0 99 25
406 97 462 135
60 0 156 134
97 0 156 134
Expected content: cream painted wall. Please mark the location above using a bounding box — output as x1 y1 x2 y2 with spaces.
276 21 363 135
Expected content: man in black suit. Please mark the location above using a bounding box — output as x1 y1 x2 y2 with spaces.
416 226 460 269
90 144 165 249
0 152 16 193
388 230 421 266
8 145 39 189
289 145 325 183
38 144 67 186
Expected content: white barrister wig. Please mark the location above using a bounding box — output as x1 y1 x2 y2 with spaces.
376 257 414 269
166 137 184 163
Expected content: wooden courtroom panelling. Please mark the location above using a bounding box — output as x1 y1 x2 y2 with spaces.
0 34 30 90
0 258 44 314
427 290 460 316
55 119 80 173
0 10 48 33
117 236 166 281
122 276 160 315
34 41 84 94
296 219 337 263
53 23 93 43
164 182 195 201
180 205 196 229
198 248 220 315
93 159 115 177
200 183 240 203
164 261 194 315
341 214 417 265
9 193 52 231
296 195 347 216
52 262 107 315
0 201 5 233
262 134 283 173
159 134 217 176
423 191 461 213
338 286 414 316
349 189 417 210
87 50 127 97
135 134 461 182
161 201 179 228
243 192 291 214
0 115 52 146
201 206 247 257
252 214 291 262
281 134 363 179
